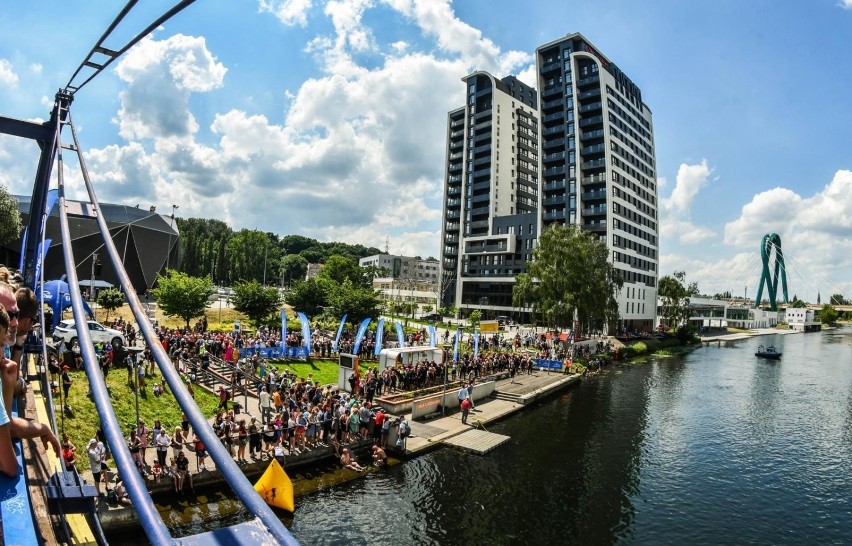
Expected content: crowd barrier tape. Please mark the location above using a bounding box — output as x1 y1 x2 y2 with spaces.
534 358 565 371
239 345 310 359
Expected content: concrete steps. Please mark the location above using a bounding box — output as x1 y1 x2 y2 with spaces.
490 391 523 404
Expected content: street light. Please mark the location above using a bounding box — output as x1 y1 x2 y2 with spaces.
166 204 179 271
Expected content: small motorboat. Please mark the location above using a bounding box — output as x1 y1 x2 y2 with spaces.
755 345 782 359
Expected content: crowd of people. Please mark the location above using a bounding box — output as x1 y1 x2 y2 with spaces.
0 267 62 479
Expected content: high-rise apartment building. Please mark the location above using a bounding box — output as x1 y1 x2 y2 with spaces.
440 33 659 333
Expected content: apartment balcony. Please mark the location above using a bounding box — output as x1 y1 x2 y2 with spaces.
450 130 464 138
447 186 462 196
542 111 564 124
578 101 602 114
581 190 607 202
447 198 461 207
446 210 461 219
540 61 561 74
444 247 459 256
541 84 563 98
543 179 567 191
470 205 490 217
541 98 563 112
544 151 567 163
472 143 492 155
584 221 607 233
581 204 607 217
543 137 566 150
449 152 463 160
469 220 489 230
543 125 564 136
448 162 462 172
445 235 459 244
580 143 606 156
449 139 463 150
473 156 491 167
544 165 566 177
580 129 605 142
474 120 492 131
445 223 460 231
448 175 462 183
543 195 566 206
576 74 600 88
581 173 608 186
542 208 567 221
450 118 464 129
581 158 606 170
579 115 604 128
577 88 601 100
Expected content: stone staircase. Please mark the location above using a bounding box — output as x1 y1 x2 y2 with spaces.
490 390 524 404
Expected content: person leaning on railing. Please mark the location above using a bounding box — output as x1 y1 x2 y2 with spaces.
1 282 60 457
0 304 20 476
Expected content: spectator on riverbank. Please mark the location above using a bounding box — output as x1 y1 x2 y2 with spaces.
173 451 194 494
371 445 387 467
340 448 364 471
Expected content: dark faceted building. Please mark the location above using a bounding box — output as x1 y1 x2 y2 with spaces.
5 196 179 294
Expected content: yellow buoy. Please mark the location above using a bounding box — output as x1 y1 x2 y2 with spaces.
254 459 295 512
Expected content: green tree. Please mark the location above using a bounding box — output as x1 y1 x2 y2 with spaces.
829 293 848 306
151 270 214 329
231 280 282 327
512 224 622 333
96 288 125 321
175 217 232 280
789 297 808 308
819 304 839 325
0 186 22 246
658 271 700 341
286 277 331 317
467 309 481 330
327 279 381 323
226 229 280 284
281 254 308 287
318 255 364 287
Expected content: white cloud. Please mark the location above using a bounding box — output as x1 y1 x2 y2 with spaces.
840 0 852 9
0 59 18 87
29 63 42 74
382 0 531 74
718 170 852 301
70 0 526 259
660 219 716 245
662 159 711 213
659 160 716 245
258 0 314 27
114 34 226 140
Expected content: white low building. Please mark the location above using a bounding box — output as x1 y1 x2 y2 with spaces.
783 308 820 332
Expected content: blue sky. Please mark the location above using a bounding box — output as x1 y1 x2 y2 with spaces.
1 0 850 302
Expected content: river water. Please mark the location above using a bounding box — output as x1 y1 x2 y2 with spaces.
116 327 852 545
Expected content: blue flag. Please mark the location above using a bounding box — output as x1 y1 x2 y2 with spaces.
474 330 480 359
333 314 347 353
453 327 461 361
395 321 405 348
374 318 385 356
33 238 52 285
297 312 311 351
353 318 371 354
428 324 437 347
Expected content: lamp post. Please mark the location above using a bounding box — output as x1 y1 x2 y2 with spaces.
165 204 179 271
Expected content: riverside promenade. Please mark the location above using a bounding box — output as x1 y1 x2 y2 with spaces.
400 371 581 456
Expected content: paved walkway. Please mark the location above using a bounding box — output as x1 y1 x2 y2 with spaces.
402 372 580 455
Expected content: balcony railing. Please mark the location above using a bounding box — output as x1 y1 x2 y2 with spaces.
581 205 607 217
576 74 600 87
581 173 607 185
577 88 601 100
580 143 605 156
543 179 567 191
543 195 566 206
543 125 564 136
581 158 606 170
579 115 604 128
581 190 607 201
580 129 605 141
544 165 566 176
578 101 602 113
542 209 567 220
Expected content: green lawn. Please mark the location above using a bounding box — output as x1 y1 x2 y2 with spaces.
60 367 220 471
266 358 341 387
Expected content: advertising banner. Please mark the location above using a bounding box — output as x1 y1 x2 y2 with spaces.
534 358 565 371
297 312 311 351
374 318 385 356
333 314 347 353
473 330 480 359
395 321 405 348
352 318 371 354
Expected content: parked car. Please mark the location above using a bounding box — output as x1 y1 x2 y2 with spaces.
53 320 126 348
419 313 442 322
495 316 512 326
